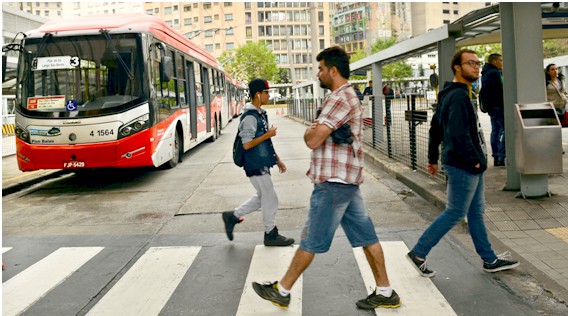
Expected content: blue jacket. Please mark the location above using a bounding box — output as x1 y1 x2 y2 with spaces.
480 63 504 110
428 82 488 174
239 107 277 173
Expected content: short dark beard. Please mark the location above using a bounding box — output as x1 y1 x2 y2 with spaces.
319 78 328 89
462 72 478 83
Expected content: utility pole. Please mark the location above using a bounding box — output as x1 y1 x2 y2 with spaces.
309 3 323 100
310 3 318 80
285 31 295 84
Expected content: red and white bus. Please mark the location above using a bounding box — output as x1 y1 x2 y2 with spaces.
11 14 245 171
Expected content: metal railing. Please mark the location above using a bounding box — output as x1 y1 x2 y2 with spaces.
287 93 445 181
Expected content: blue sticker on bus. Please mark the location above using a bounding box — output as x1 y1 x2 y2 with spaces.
66 100 77 111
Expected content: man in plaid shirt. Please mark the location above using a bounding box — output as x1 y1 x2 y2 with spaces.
253 46 401 310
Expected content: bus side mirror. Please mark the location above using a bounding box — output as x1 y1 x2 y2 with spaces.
2 55 6 82
160 56 173 82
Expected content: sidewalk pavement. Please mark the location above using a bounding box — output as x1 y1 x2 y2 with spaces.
3 117 568 302
363 145 568 303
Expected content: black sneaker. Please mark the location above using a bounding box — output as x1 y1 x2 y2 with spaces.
483 251 519 272
252 281 290 309
222 211 243 241
406 251 436 277
264 226 294 246
356 289 401 309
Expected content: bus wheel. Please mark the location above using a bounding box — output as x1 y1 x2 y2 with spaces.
208 118 218 142
218 117 222 136
165 130 180 169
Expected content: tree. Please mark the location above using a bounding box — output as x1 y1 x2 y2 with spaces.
543 39 568 59
382 61 413 82
464 43 502 63
370 37 397 53
219 42 279 83
348 51 368 80
466 39 568 61
275 68 290 84
369 37 412 83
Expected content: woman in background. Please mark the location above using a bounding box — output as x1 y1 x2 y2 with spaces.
545 63 568 153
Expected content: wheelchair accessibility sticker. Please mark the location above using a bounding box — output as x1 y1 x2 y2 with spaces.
66 100 78 111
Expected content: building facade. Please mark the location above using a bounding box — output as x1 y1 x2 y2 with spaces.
143 2 333 83
3 2 491 84
410 2 488 36
331 2 412 56
4 2 63 19
61 2 145 17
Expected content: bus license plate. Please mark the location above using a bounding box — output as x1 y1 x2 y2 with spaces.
63 161 85 168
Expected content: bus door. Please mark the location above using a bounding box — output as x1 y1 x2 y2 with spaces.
202 67 211 133
187 60 197 139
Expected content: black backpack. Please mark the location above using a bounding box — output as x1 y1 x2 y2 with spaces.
233 132 245 167
232 111 258 167
478 85 491 113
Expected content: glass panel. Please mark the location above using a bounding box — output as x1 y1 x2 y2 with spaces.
19 34 144 118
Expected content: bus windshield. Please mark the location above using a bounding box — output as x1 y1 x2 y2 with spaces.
17 33 145 118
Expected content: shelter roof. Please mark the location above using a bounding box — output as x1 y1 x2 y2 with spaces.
350 3 568 72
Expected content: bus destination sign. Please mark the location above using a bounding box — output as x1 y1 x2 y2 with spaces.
32 56 80 70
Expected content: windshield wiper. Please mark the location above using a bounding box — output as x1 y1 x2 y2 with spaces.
99 29 134 80
33 32 53 60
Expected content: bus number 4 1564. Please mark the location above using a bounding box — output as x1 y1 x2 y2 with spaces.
90 129 114 137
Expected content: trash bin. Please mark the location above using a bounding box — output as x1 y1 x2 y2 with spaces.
514 102 562 175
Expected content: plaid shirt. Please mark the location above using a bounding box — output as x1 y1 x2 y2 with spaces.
307 83 364 185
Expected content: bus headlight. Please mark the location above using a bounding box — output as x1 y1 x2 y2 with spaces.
118 114 149 139
121 127 132 136
15 125 30 143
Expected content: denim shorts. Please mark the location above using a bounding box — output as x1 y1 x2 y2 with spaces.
300 182 379 254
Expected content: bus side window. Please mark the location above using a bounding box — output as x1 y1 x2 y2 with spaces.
152 44 171 121
170 49 180 110
194 64 204 106
178 54 187 107
209 68 215 97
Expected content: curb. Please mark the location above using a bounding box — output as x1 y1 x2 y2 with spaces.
2 170 71 196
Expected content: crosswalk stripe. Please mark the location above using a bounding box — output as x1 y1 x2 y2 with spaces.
3 247 13 253
353 241 457 315
236 245 301 316
2 247 104 316
86 246 201 316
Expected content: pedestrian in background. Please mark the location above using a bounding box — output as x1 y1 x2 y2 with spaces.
480 53 506 166
363 80 373 95
407 49 519 278
353 84 364 100
252 46 401 311
545 64 568 123
222 78 294 247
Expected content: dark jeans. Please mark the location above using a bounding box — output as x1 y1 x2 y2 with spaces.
488 107 505 160
412 165 497 263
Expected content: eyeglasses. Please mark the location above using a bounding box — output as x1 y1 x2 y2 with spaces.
461 60 483 68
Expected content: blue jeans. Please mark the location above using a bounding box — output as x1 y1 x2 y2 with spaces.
489 108 505 159
300 182 379 254
412 165 497 263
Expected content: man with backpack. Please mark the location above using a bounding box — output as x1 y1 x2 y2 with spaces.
480 53 505 166
223 78 294 247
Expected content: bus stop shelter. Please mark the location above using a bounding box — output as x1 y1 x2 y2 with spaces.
350 2 568 197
